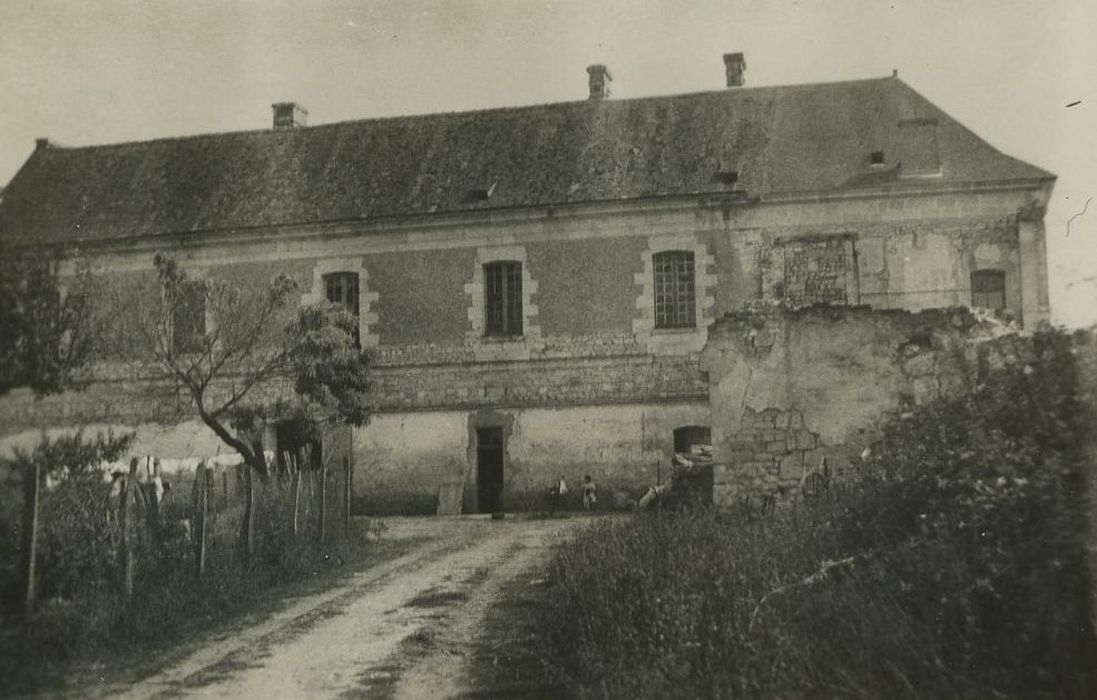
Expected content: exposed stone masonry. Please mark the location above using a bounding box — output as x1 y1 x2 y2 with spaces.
781 237 853 306
718 407 825 502
372 353 705 413
0 341 706 436
373 332 647 366
700 304 1019 506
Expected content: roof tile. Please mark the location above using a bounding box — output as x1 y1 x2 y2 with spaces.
0 77 1053 244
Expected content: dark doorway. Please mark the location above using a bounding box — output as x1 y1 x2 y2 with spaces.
673 425 712 454
476 427 505 513
672 425 714 507
276 419 322 473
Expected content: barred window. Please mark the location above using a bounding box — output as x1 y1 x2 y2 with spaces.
653 251 696 329
971 270 1006 311
324 272 360 346
484 261 523 337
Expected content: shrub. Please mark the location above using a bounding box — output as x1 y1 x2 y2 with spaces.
533 330 1096 698
0 431 384 695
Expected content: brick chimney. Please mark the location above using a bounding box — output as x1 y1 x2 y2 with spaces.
272 102 308 129
586 64 612 100
723 52 746 87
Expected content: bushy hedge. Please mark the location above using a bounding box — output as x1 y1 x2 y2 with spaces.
535 330 1096 698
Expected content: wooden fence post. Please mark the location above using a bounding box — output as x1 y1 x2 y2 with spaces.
146 458 163 553
194 462 208 577
241 464 255 562
20 461 41 618
343 457 352 534
121 458 138 600
292 468 302 536
318 466 327 543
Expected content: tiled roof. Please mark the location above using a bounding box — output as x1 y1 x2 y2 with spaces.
0 77 1053 245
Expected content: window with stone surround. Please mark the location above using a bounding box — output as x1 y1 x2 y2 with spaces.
483 261 523 337
170 280 206 355
324 271 361 346
653 251 696 329
971 269 1006 311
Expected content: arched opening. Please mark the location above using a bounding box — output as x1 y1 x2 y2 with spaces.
669 425 714 508
673 425 712 455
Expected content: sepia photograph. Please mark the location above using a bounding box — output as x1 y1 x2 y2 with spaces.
0 1 1095 697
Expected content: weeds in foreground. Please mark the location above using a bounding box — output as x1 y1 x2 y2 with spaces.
532 330 1096 699
0 470 387 697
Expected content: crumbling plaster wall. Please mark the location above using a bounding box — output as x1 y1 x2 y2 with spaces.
703 185 1047 326
699 305 984 505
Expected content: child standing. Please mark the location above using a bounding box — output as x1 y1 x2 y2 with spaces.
549 475 569 511
581 474 597 510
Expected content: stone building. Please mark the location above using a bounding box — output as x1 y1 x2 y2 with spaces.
0 55 1054 513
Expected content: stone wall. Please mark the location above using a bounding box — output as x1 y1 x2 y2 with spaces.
764 234 858 307
0 185 1050 515
353 401 709 515
371 353 704 412
699 304 1007 505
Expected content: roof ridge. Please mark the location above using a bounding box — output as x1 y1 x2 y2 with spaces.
4 72 1053 247
36 75 899 154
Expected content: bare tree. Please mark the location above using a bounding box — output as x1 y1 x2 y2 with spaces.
101 253 371 479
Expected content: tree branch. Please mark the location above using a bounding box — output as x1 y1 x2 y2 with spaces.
192 390 268 475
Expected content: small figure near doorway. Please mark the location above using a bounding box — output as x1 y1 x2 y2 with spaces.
549 475 569 512
581 474 597 510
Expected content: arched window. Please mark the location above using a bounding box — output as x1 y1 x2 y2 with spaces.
653 251 696 329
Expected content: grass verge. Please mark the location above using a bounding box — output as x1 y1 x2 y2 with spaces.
463 568 572 700
528 331 1097 698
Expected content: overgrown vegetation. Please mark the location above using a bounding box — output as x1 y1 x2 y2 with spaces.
0 248 381 693
0 431 387 696
531 330 1096 698
0 242 97 396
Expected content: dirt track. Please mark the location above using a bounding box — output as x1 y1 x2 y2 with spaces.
92 516 587 699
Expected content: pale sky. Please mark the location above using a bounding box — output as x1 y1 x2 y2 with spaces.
1 0 1094 326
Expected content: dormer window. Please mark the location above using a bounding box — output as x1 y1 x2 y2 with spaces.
468 181 498 202
714 169 739 185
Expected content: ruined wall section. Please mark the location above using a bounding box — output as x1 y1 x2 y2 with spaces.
725 184 1045 325
700 305 1001 506
750 216 1021 316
